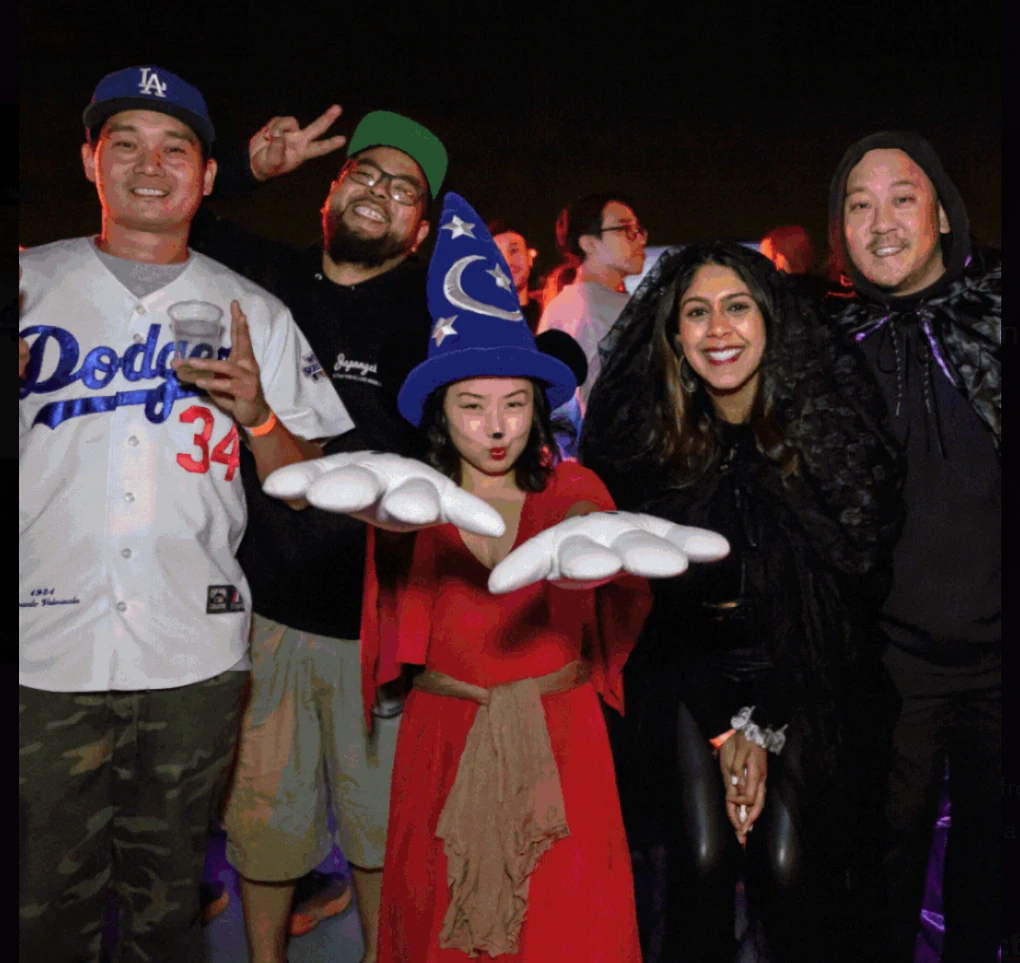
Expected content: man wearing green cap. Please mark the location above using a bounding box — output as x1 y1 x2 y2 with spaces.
194 105 446 963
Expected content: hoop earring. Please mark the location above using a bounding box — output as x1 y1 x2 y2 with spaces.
679 354 700 394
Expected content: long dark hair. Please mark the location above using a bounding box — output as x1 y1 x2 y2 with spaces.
582 240 905 785
647 243 800 484
420 378 559 492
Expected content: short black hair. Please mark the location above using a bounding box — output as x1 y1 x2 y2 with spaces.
487 220 527 241
556 192 638 262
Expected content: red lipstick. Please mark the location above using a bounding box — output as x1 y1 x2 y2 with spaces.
489 447 507 461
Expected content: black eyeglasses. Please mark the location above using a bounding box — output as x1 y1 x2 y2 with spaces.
598 223 648 242
343 160 425 206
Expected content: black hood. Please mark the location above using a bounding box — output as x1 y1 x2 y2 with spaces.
828 131 971 305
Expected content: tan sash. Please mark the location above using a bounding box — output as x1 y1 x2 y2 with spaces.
412 661 590 956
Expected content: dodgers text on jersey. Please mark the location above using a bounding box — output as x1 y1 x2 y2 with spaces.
20 322 229 429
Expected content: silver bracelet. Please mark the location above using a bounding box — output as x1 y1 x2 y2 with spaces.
730 706 788 755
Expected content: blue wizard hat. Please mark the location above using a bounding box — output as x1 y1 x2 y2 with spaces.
397 193 577 426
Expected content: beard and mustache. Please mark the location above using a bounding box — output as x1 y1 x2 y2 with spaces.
322 200 417 268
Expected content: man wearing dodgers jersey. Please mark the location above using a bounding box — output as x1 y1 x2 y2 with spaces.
18 66 353 963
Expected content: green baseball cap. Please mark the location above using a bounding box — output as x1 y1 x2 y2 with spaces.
347 110 448 198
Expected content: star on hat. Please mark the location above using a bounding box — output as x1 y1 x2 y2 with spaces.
486 264 512 291
441 214 476 240
432 316 459 346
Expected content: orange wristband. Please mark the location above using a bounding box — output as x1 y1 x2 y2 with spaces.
710 729 736 749
246 410 277 437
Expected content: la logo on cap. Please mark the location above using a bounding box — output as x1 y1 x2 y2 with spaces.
138 68 167 98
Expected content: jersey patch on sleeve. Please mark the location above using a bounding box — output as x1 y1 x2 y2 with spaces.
301 351 327 383
206 585 245 614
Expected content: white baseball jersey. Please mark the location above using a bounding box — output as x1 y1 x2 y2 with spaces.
19 238 354 693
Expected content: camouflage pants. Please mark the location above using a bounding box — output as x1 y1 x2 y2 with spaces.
19 669 249 963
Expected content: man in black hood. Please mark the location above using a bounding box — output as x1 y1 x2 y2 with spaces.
827 132 1000 962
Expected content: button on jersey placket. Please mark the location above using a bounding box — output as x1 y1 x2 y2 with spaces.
106 303 162 659
93 301 141 683
108 426 154 634
113 293 173 686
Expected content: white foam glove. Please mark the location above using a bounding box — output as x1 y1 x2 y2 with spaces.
263 451 506 537
488 510 729 594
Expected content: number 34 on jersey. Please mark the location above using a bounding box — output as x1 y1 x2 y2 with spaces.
176 404 241 481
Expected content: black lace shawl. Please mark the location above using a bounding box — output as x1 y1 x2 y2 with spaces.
582 244 903 572
580 243 905 774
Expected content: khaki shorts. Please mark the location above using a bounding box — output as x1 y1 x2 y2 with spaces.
224 614 400 879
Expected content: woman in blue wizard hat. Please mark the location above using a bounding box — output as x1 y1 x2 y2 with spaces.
264 194 728 961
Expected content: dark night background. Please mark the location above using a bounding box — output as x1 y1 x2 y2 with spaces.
14 0 1014 945
18 2 1001 273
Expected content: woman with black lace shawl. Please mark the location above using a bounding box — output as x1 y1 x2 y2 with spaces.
580 242 903 962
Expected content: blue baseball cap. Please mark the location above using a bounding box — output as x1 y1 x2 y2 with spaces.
83 65 215 153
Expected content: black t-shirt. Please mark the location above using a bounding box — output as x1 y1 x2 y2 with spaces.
225 246 431 638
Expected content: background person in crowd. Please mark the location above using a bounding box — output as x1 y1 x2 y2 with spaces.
18 65 351 963
534 193 646 460
264 192 729 962
536 192 646 415
760 223 830 302
581 241 903 963
488 219 542 332
826 131 1000 963
194 107 447 963
759 224 814 275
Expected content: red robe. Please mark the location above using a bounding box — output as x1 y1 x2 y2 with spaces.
365 462 653 961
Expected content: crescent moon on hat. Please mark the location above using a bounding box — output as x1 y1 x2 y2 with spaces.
444 255 525 322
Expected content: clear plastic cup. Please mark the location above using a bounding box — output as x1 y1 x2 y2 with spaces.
168 301 224 383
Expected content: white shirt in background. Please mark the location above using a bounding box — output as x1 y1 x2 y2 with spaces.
536 280 630 415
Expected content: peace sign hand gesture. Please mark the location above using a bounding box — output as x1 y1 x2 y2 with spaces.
174 301 270 428
249 104 348 182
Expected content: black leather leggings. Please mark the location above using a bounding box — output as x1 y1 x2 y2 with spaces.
639 701 840 963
